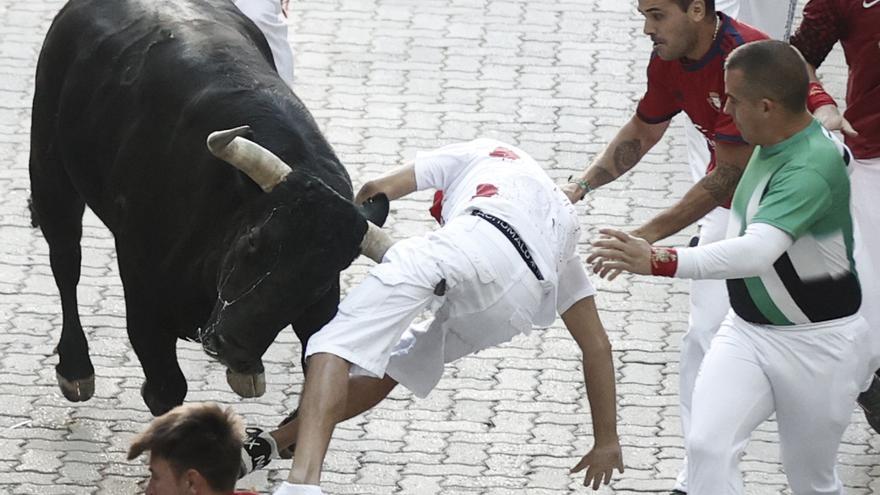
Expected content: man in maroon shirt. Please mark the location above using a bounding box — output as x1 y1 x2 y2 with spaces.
562 1 766 493
790 0 880 434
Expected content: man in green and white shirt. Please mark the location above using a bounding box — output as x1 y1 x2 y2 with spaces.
723 116 860 326
589 40 877 494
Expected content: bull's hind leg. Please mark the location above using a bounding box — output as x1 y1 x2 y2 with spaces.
30 164 95 402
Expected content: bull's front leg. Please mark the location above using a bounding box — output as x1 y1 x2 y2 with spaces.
128 326 187 416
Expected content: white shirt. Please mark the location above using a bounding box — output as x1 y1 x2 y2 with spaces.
414 138 595 320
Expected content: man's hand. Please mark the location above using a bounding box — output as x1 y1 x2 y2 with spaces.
813 104 858 138
587 228 652 280
562 181 585 204
570 442 624 490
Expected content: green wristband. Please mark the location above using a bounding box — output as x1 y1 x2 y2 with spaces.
567 175 592 196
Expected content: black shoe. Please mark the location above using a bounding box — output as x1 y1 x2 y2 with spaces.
277 408 298 459
670 491 687 495
239 427 279 478
858 372 880 434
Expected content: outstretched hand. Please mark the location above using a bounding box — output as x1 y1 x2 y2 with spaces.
570 442 624 490
813 104 858 138
587 228 652 280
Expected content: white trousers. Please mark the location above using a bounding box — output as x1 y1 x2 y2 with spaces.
675 207 730 491
687 312 875 494
851 157 880 340
234 0 295 88
306 215 548 398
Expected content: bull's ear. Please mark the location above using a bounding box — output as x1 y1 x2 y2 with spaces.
357 193 389 227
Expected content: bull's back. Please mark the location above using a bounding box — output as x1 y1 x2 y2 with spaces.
32 0 278 223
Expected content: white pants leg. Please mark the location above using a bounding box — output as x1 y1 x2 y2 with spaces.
851 157 880 342
688 314 872 494
686 316 774 494
733 0 799 40
234 0 295 87
674 207 731 492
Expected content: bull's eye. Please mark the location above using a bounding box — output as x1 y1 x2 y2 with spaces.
245 229 259 253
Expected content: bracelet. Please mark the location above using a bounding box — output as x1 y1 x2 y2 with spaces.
807 81 837 113
650 247 678 277
567 175 592 197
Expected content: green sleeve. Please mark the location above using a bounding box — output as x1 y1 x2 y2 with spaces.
750 168 832 239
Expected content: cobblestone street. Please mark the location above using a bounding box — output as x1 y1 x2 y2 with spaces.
0 0 875 493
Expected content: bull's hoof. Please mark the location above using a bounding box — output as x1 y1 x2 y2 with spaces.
56 372 95 402
227 369 265 398
140 382 184 416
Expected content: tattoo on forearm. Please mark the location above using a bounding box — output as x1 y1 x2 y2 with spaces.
591 167 616 188
612 139 642 175
701 163 743 204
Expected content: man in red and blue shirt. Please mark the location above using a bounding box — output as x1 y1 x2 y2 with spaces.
562 1 766 493
790 0 880 433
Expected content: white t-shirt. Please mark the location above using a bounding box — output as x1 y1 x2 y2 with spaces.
413 138 595 318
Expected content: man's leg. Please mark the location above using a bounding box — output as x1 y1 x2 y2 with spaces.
270 374 398 452
738 0 798 40
234 0 295 87
851 158 880 432
769 316 871 494
287 352 351 485
674 207 730 493
687 319 774 494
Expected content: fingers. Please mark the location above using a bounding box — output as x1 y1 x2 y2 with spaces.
582 465 610 490
842 119 859 137
570 455 590 474
597 228 630 242
589 256 630 279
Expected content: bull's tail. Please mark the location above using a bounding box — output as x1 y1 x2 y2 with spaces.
28 194 40 228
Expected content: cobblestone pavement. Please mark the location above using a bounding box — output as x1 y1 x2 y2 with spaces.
0 0 875 493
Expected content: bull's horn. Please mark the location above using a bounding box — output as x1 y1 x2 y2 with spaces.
360 221 395 263
207 126 292 193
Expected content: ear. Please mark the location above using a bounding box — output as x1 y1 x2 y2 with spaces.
688 0 707 22
357 193 390 227
182 469 203 494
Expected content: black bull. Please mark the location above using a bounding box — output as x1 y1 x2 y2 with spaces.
29 0 392 415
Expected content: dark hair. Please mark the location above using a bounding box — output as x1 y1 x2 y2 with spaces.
671 0 715 13
128 403 243 492
725 40 809 113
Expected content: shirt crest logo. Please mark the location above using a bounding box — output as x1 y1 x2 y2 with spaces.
707 91 722 111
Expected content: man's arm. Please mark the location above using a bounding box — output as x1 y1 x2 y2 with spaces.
562 296 624 490
355 163 418 204
563 116 670 203
805 63 858 137
588 224 793 281
789 0 856 136
631 141 754 244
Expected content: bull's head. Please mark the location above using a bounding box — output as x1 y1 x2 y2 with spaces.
199 126 393 393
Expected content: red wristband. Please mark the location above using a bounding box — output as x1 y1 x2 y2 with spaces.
807 82 837 113
650 247 678 277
